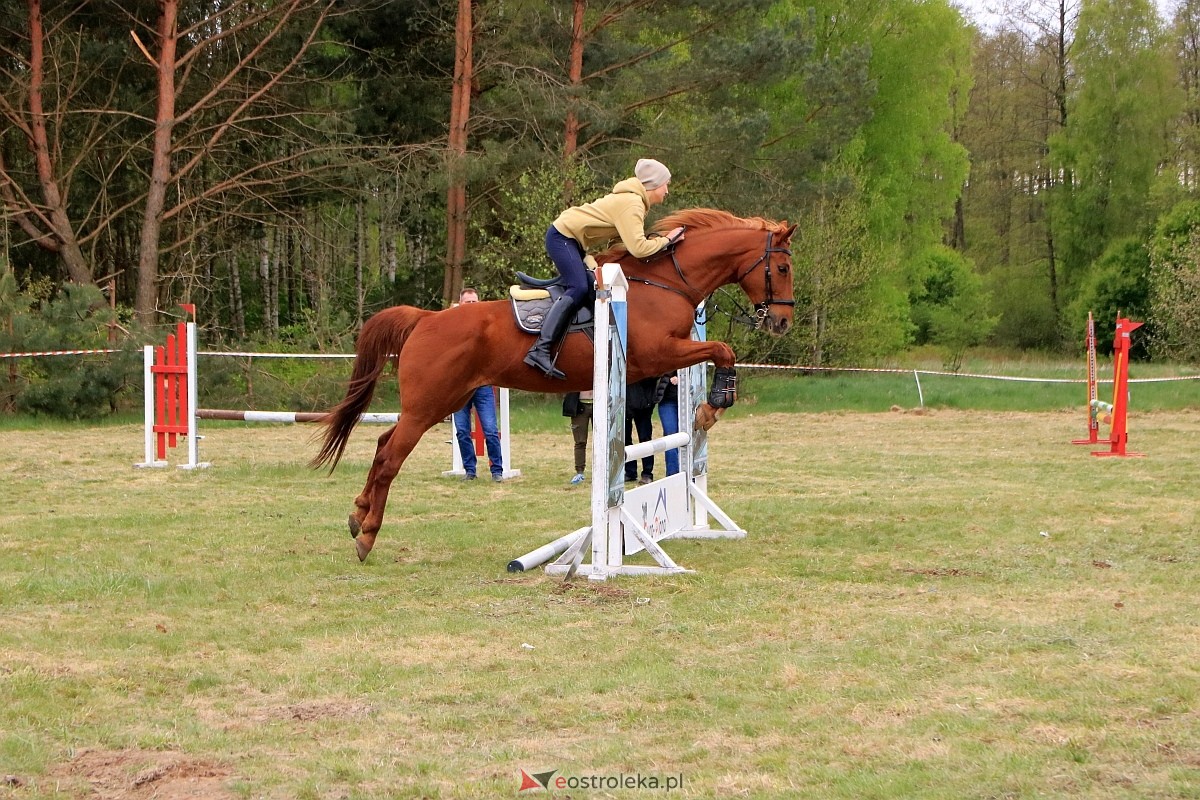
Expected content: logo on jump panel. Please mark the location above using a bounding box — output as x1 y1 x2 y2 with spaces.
518 769 559 792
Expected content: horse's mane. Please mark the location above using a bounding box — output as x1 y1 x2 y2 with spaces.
653 208 781 235
597 207 783 261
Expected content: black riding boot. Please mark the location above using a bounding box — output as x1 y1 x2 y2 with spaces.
524 296 575 380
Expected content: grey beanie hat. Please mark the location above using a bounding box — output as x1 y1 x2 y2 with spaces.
635 158 672 190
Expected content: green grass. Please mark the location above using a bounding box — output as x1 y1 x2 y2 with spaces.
2 408 1200 797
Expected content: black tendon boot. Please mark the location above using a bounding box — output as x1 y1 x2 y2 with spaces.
524 296 575 379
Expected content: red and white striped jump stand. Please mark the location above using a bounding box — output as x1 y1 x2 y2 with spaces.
1070 312 1145 458
1092 315 1145 458
135 304 208 470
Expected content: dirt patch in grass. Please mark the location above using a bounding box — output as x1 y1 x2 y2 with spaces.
896 566 984 577
192 694 377 733
274 699 376 722
549 580 633 602
50 748 236 800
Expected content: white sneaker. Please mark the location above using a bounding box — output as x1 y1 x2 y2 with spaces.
570 472 585 485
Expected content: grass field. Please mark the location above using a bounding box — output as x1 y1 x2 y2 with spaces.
2 406 1199 799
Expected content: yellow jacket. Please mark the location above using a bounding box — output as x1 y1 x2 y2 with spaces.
551 178 670 259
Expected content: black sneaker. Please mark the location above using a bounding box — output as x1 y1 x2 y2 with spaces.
461 474 476 481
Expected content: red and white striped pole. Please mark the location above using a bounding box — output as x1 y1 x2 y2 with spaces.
1071 311 1101 446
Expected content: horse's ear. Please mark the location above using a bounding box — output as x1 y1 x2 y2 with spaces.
783 223 798 242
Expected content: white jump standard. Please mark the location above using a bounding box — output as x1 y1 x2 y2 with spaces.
508 262 744 580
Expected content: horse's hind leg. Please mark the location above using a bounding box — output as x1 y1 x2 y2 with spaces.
352 416 435 562
348 424 397 539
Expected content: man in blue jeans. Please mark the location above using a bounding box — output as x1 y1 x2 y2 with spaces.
453 288 505 482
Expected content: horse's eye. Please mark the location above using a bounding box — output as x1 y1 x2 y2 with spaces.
778 263 790 275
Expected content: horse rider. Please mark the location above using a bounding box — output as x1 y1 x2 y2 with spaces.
524 158 685 380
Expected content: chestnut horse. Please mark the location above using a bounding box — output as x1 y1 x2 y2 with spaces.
312 208 797 562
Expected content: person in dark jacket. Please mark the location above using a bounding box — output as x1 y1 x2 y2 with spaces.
625 375 659 484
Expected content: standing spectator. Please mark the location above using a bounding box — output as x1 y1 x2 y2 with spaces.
563 390 593 485
657 371 680 476
625 375 659 484
453 288 505 482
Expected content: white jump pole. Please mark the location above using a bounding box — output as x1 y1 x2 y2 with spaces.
506 527 588 573
135 345 166 468
178 320 209 470
195 410 399 424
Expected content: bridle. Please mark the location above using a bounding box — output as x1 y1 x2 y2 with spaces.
624 228 794 330
733 230 795 328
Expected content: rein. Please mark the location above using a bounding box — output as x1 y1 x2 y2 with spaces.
625 229 793 330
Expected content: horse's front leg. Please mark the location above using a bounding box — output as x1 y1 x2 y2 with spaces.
662 338 736 370
654 339 738 432
694 363 737 431
347 424 397 539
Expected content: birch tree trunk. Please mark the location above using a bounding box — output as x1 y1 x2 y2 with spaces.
259 231 277 338
228 253 245 340
355 198 366 325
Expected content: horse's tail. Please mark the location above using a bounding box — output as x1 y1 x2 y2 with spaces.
310 306 435 472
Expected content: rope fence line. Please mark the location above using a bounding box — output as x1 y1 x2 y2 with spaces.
3 347 1198 385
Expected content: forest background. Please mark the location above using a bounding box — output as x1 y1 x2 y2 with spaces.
3 0 1200 417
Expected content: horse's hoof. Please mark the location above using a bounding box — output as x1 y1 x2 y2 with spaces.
354 534 376 563
694 403 721 431
348 514 361 538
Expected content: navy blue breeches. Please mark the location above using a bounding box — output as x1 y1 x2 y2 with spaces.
544 226 591 307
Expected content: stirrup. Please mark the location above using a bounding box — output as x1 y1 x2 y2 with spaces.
524 351 566 380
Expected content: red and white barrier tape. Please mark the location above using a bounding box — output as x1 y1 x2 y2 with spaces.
0 348 120 359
